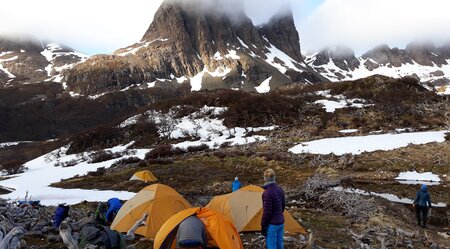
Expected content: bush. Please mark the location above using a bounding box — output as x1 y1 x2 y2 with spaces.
111 157 142 168
213 151 227 159
186 144 209 153
89 151 122 164
54 159 79 167
445 132 450 141
145 145 185 159
67 126 125 155
146 159 173 165
87 167 107 177
1 160 26 175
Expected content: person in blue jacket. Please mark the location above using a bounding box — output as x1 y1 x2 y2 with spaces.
105 198 122 224
53 203 70 228
232 177 241 192
414 185 432 228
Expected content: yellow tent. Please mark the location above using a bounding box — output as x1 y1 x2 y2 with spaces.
153 207 243 249
206 185 306 234
111 184 190 239
129 170 158 183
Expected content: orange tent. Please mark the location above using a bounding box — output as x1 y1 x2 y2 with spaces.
206 185 306 234
129 170 158 183
153 207 243 249
111 184 190 239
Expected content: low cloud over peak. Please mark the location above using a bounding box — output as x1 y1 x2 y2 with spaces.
301 0 450 54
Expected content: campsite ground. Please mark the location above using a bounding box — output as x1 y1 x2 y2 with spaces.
51 138 450 248
1 77 450 248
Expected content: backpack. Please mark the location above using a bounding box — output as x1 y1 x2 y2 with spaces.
78 223 127 249
95 203 108 225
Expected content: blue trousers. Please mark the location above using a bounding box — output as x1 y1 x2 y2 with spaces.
266 224 284 249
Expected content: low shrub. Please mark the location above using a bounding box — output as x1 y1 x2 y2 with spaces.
111 157 142 168
186 144 209 153
146 158 173 165
89 151 122 164
87 167 107 177
1 160 26 175
145 145 185 159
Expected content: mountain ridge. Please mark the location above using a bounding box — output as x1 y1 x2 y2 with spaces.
306 42 450 94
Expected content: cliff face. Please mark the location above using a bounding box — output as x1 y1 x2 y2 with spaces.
258 8 303 62
64 0 326 95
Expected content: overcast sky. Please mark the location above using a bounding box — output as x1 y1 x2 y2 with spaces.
1 0 449 55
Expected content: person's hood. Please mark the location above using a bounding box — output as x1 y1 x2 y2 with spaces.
421 185 428 192
107 198 122 207
263 181 276 189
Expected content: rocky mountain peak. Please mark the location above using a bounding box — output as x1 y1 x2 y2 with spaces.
64 0 325 95
0 35 87 85
310 45 359 72
405 41 447 66
362 44 412 67
258 6 302 62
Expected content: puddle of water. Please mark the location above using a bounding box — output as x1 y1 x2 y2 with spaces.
333 186 447 208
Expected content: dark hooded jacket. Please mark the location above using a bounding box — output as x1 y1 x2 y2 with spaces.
261 182 285 230
414 185 432 208
53 204 70 228
106 198 122 223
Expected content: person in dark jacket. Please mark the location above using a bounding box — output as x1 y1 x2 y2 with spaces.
53 203 70 228
176 216 207 249
414 185 432 228
232 177 242 192
105 198 122 224
261 168 285 249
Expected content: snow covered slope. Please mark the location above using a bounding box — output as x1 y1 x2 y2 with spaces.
306 44 450 95
0 35 88 85
0 143 147 205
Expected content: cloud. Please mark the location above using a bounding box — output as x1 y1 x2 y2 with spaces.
1 0 447 55
301 0 450 54
0 0 163 54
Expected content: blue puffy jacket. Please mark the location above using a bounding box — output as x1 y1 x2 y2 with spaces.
53 204 70 228
414 185 432 208
105 198 122 223
232 179 241 192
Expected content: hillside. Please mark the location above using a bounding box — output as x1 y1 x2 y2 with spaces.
1 75 449 248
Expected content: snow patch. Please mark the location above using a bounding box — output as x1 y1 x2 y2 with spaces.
334 186 446 207
255 76 272 93
0 143 149 205
237 37 249 49
265 43 303 74
0 52 18 78
190 67 232 91
214 51 223 60
0 141 32 148
225 50 240 60
116 38 168 56
396 171 441 183
339 129 358 134
289 130 448 156
314 93 372 113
